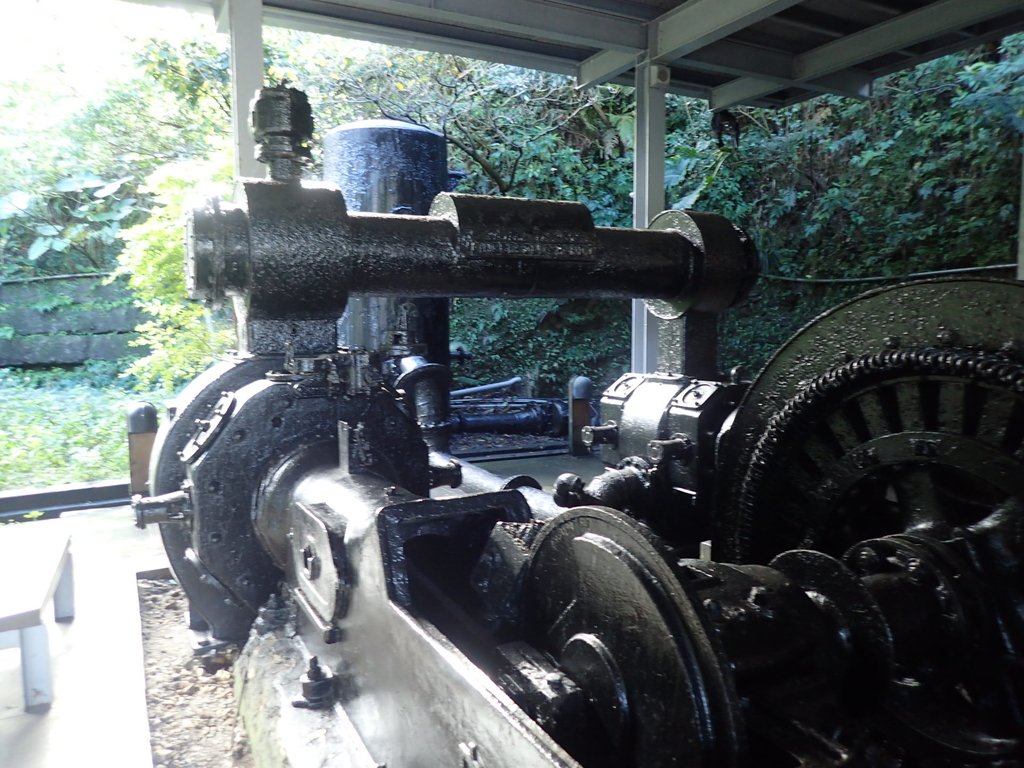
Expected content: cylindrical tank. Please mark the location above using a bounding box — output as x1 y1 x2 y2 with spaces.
323 120 451 365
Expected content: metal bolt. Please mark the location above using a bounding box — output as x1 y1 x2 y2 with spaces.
904 557 931 587
581 421 618 448
647 434 694 465
553 473 585 507
855 447 880 468
701 598 723 619
748 585 775 608
545 672 564 691
459 742 484 768
292 656 335 710
852 547 882 575
302 545 321 580
911 439 938 458
308 657 324 681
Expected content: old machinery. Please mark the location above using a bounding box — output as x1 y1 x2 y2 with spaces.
132 87 1023 767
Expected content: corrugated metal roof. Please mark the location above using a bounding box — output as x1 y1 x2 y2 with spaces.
131 0 1024 106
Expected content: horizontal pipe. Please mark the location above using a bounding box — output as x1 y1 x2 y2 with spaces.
189 186 757 323
441 454 563 520
450 376 523 397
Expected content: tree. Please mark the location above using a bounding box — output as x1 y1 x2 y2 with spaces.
0 40 231 278
684 37 1024 370
115 156 235 391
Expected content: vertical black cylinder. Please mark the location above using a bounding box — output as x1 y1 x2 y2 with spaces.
323 120 451 365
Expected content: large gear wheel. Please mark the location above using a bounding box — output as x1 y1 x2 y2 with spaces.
716 278 1024 563
737 347 1024 562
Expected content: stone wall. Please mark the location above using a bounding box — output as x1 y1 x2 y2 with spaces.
0 274 143 366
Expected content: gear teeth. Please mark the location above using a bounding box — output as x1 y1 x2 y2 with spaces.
732 347 1024 562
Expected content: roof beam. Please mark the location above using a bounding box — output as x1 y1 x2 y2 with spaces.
795 0 1022 80
685 39 871 99
576 0 805 89
651 0 804 62
287 0 646 51
577 49 641 89
712 0 1023 108
267 6 579 75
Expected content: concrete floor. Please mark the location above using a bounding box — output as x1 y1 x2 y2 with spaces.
0 507 167 768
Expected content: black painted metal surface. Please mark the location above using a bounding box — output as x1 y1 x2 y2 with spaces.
324 119 452 365
187 185 758 354
141 92 1022 766
715 278 1024 563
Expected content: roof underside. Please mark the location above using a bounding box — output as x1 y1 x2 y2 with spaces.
158 0 1024 108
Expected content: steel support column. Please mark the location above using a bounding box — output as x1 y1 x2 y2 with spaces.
218 0 265 179
631 63 668 373
1018 147 1023 281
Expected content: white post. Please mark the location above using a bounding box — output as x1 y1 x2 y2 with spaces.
218 0 265 179
631 62 669 373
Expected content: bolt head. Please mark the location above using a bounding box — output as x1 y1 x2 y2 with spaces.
852 547 882 575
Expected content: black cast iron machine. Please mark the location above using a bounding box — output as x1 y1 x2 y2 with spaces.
129 87 1024 767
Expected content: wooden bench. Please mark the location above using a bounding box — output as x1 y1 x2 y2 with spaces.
0 521 74 713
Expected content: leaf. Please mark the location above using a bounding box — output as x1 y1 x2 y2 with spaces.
952 184 972 203
0 191 33 218
27 237 51 260
34 223 61 236
54 176 106 192
672 188 703 210
93 176 132 198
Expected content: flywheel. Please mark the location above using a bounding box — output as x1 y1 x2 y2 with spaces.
716 278 1024 562
736 347 1024 561
520 506 742 768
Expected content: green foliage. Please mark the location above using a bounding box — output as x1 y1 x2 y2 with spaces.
137 37 232 115
450 297 630 395
699 40 1021 278
115 157 236 390
659 37 1024 372
0 29 233 281
0 174 144 277
0 364 145 490
310 48 637 225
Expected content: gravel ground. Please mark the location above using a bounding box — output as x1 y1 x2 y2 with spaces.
138 578 254 768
